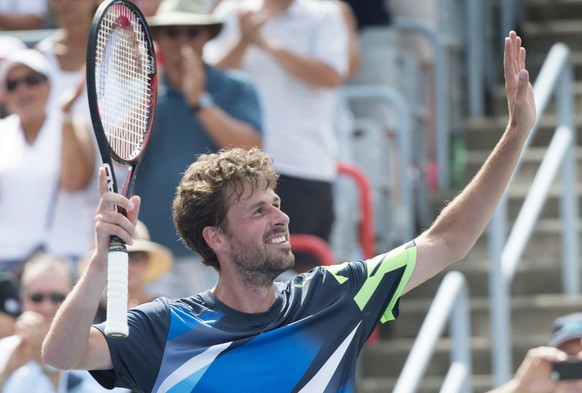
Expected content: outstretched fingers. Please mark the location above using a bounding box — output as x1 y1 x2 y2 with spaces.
504 31 523 83
503 31 536 132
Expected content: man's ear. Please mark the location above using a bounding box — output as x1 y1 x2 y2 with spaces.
202 226 225 252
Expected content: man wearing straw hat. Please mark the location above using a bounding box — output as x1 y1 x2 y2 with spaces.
134 0 263 299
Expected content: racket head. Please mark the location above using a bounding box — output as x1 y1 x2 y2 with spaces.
87 0 157 171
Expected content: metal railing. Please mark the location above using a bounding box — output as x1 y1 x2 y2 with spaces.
393 271 472 393
391 18 450 190
341 85 415 243
487 42 579 386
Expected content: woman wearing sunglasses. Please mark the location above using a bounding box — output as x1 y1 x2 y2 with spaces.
0 49 95 274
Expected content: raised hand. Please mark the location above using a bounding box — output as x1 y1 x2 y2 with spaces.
181 45 206 108
504 30 536 133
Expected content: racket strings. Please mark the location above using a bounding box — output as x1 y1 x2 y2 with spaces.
95 4 154 162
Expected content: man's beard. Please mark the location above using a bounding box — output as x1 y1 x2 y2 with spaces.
229 238 295 287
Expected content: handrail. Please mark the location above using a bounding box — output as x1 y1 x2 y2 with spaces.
391 17 450 190
337 162 376 259
289 234 335 267
393 271 472 393
487 42 579 385
341 85 415 242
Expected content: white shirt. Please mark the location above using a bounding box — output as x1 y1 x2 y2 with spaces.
205 0 349 181
0 112 95 261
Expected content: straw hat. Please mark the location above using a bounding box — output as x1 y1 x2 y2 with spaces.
80 221 173 282
148 0 223 36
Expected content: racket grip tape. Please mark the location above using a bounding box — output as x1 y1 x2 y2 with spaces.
104 249 129 338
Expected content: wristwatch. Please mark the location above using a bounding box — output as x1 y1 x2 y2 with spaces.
191 92 214 113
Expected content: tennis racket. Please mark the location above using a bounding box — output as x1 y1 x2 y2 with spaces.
86 0 157 338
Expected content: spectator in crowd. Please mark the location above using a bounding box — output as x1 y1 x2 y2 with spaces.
0 36 27 118
35 0 103 267
0 1 47 30
487 312 582 393
205 0 349 272
0 272 21 339
131 0 262 298
132 0 162 17
81 220 174 322
36 0 100 120
0 254 127 392
42 31 536 390
0 49 95 272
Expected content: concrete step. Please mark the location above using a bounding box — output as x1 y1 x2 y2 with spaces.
415 212 582 262
361 334 549 378
521 19 582 54
526 0 582 22
463 114 582 151
466 144 582 184
358 374 492 393
403 257 579 300
378 293 582 341
488 80 582 118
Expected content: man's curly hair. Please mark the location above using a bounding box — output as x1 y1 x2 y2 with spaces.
173 148 279 270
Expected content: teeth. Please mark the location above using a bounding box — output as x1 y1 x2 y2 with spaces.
269 236 287 244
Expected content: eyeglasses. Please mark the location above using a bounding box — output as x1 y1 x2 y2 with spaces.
5 73 47 92
28 292 67 304
162 26 202 39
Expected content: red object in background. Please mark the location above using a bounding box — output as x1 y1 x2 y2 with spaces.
289 163 380 344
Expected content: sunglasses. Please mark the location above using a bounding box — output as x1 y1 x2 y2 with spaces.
28 292 67 304
5 73 47 92
162 26 203 39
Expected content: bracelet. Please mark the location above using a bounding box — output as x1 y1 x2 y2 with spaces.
190 92 214 113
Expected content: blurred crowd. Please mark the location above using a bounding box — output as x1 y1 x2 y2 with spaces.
0 0 440 389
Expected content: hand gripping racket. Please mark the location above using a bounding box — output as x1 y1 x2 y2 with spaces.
87 0 157 337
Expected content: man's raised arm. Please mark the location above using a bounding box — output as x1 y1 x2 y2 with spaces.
405 30 537 294
42 167 141 371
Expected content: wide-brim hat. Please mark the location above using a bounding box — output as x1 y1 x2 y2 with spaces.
0 36 27 60
80 221 173 282
548 312 582 347
147 0 223 37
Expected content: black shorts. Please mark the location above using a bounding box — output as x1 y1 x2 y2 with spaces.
276 174 334 269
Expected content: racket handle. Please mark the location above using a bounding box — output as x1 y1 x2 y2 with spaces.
105 244 129 338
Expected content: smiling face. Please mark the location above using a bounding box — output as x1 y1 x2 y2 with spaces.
219 180 294 286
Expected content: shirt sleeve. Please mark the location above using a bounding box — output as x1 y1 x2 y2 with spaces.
310 3 349 76
89 298 172 392
324 241 417 327
203 1 240 64
219 70 263 134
